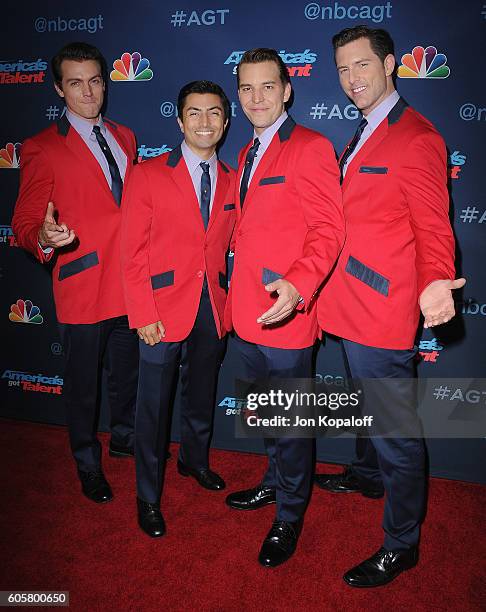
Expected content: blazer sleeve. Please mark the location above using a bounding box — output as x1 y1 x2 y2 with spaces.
400 130 455 296
120 163 159 329
284 135 345 306
12 138 55 262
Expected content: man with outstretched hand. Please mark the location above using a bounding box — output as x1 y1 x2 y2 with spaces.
316 26 464 587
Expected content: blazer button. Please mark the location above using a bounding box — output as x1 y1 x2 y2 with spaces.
197 270 203 278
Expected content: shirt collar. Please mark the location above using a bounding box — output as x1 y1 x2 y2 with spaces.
65 108 106 139
363 90 400 132
181 140 217 174
253 111 288 149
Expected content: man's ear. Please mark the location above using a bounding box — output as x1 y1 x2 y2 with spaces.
384 53 396 77
54 82 65 98
283 82 291 103
177 117 184 134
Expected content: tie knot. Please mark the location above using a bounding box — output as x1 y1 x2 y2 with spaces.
358 118 368 132
252 137 260 150
200 161 210 173
92 125 101 135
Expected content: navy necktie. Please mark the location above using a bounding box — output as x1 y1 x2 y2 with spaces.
200 161 211 229
239 137 260 207
339 118 368 182
92 125 123 205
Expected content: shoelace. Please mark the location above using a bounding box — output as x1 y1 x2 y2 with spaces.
139 500 160 512
372 548 395 569
84 471 103 481
268 521 296 547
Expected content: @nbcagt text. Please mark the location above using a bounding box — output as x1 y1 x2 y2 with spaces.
244 389 372 429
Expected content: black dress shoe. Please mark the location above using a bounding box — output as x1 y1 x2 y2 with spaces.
109 440 134 458
258 520 301 568
344 546 418 587
177 460 226 490
314 467 384 499
78 470 113 503
225 484 276 510
137 497 166 538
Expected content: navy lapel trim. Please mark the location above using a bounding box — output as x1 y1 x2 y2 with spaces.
103 118 118 130
167 144 183 167
57 114 71 137
219 160 230 173
388 97 409 125
278 116 296 142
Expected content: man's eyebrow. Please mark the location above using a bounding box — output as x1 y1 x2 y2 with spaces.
239 80 277 87
65 75 102 82
186 105 223 111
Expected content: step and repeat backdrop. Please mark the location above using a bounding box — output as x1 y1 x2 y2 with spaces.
2 1 485 483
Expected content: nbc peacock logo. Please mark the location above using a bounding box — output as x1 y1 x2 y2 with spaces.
9 299 44 324
110 52 153 82
0 142 21 169
397 46 450 79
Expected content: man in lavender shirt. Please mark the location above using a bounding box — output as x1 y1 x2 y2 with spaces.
121 81 236 538
13 43 138 505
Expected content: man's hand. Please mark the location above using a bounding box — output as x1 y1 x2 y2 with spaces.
257 279 301 325
419 278 466 328
137 321 166 345
38 201 76 248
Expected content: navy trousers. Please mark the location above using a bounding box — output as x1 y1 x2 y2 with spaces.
342 339 426 551
135 286 226 504
234 335 313 523
58 315 138 472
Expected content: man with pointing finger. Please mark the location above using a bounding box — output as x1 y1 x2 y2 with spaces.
12 42 138 504
224 49 344 567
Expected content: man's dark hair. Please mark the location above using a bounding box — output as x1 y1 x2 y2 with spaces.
51 42 107 87
332 25 395 63
177 80 230 122
236 48 291 87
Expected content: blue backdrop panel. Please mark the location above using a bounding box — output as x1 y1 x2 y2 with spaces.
2 1 485 483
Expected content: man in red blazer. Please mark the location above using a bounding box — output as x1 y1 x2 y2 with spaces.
316 26 465 587
121 81 236 538
12 43 138 504
224 49 344 567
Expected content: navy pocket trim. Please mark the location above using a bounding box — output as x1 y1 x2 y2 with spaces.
345 256 389 297
259 175 286 185
359 166 388 174
58 251 99 281
151 270 175 290
219 271 228 292
262 267 283 285
224 203 235 210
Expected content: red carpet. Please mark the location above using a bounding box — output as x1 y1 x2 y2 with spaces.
1 419 485 611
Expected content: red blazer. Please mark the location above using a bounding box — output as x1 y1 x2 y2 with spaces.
318 98 455 350
225 116 344 349
12 114 137 324
121 146 236 342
